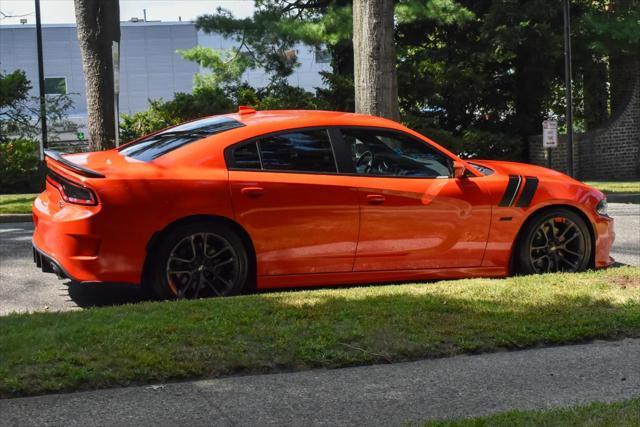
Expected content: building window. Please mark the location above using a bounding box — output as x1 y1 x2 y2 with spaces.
44 77 67 95
314 48 331 64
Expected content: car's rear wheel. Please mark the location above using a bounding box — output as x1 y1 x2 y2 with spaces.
516 208 592 275
149 222 249 299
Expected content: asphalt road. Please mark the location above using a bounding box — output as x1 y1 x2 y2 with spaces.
0 203 638 315
1 338 639 426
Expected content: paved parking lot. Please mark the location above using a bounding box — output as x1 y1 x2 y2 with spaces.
1 203 638 315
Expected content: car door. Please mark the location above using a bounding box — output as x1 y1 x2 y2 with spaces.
337 128 492 271
227 128 360 276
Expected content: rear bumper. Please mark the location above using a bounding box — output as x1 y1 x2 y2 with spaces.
33 243 79 282
32 190 146 284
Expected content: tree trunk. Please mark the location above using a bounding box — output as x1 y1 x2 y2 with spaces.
352 0 399 121
74 0 120 150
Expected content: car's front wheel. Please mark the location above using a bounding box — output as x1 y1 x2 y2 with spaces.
149 222 250 299
516 208 592 275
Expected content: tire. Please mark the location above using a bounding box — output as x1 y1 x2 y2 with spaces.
147 221 250 299
515 208 592 275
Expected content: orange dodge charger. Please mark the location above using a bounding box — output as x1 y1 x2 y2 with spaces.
33 108 615 299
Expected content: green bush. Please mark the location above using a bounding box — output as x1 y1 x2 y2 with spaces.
120 82 327 143
257 82 328 110
120 87 235 142
458 129 524 161
0 138 44 193
407 120 524 161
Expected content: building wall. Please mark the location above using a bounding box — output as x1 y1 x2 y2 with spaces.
0 22 330 120
529 73 640 180
1 25 87 116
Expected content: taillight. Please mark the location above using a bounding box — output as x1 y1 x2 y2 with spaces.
46 170 98 206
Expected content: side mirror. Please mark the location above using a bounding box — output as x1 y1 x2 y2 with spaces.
453 161 466 179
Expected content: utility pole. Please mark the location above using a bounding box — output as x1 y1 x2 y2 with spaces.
563 0 574 177
35 0 47 157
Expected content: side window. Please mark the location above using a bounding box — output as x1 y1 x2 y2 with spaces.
232 141 261 169
341 129 452 178
258 129 337 173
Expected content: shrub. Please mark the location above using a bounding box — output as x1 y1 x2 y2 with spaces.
407 121 524 161
120 82 327 143
120 87 235 142
458 129 523 161
257 82 328 110
0 138 44 193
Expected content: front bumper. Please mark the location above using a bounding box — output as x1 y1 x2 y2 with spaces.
594 214 615 268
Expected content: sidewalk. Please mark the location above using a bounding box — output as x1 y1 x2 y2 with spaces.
2 339 639 426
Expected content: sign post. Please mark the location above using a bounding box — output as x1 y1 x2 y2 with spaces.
542 119 558 169
112 41 120 147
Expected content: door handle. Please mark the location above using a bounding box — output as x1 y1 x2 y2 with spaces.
366 194 385 204
241 186 264 198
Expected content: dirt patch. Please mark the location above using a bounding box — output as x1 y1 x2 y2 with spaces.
610 275 640 289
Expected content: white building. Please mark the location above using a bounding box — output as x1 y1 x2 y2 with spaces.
0 21 330 119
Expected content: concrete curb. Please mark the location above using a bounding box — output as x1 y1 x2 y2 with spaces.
605 193 640 204
0 214 32 223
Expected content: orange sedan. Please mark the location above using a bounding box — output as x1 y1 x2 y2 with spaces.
32 109 615 299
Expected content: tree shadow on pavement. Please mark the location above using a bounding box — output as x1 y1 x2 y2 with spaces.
67 282 150 308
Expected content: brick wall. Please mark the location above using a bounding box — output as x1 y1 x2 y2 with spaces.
529 73 640 180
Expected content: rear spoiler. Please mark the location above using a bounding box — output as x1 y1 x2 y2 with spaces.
44 150 105 178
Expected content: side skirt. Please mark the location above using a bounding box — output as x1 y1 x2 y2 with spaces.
256 267 508 290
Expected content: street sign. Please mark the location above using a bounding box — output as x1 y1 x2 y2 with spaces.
542 119 558 148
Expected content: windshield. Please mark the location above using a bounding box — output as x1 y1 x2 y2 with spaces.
119 116 245 161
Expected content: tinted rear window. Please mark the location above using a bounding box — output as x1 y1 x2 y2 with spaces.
119 116 245 161
258 130 337 173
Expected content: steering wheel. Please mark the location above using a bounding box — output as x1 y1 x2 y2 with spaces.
355 150 374 173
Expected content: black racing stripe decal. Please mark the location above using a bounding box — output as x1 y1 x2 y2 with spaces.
515 176 539 207
498 175 521 207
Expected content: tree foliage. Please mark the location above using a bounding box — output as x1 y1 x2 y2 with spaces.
127 0 639 158
0 70 74 143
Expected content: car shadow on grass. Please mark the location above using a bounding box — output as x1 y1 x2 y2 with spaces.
67 282 150 308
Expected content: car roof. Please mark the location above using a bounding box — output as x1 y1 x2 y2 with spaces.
153 109 446 167
223 109 403 130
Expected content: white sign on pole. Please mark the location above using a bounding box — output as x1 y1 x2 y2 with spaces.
542 119 558 148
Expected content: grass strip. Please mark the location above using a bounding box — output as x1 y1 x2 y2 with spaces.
424 397 640 426
0 194 37 214
585 181 640 194
1 266 639 398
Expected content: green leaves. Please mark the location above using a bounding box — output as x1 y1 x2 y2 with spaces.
395 0 475 26
179 46 254 90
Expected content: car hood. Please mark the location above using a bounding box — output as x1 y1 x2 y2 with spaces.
470 160 577 181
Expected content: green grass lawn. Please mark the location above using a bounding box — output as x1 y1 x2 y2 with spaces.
425 398 640 426
585 181 640 194
1 267 639 398
0 193 37 214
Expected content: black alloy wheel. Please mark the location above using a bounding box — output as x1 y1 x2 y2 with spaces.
149 222 249 299
516 208 592 274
